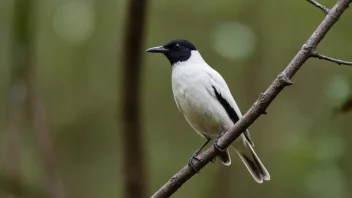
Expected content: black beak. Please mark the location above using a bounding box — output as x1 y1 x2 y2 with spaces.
145 46 168 53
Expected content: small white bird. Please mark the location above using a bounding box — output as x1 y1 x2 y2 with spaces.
146 39 270 183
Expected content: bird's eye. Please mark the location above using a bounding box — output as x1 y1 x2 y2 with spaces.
175 44 180 48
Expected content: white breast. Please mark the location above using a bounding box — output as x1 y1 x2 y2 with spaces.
171 53 233 137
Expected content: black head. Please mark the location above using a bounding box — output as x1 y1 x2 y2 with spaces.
145 39 197 65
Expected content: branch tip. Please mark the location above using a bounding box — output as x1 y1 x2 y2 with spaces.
306 0 330 14
312 51 352 66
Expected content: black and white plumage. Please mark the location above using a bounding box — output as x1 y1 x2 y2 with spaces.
146 39 270 183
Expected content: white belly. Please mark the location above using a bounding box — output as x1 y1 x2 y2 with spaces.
172 65 233 137
173 78 247 149
170 57 249 149
178 91 222 137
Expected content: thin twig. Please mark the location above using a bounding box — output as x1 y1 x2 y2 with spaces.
311 51 352 65
307 0 330 14
119 0 148 197
150 0 351 197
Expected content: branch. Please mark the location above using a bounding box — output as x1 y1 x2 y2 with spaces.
307 0 330 14
151 0 351 197
119 0 148 197
311 51 352 65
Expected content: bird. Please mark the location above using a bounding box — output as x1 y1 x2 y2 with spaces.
145 39 270 183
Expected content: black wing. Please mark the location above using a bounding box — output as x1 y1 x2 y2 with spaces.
212 86 254 146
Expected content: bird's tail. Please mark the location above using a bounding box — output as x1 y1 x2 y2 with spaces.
219 149 231 166
234 140 270 183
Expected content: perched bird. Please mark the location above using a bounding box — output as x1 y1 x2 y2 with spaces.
146 39 270 183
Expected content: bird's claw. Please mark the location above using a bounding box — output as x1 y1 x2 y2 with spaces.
213 135 225 152
188 153 201 173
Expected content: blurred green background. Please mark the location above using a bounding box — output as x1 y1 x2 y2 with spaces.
1 0 352 197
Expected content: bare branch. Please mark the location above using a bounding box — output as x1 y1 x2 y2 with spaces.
307 0 330 14
150 0 351 197
311 51 352 65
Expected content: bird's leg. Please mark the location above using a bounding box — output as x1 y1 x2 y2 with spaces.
188 136 211 173
213 129 226 152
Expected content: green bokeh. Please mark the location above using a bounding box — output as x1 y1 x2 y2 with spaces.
0 0 352 197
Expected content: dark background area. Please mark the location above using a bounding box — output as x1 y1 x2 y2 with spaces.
0 0 352 198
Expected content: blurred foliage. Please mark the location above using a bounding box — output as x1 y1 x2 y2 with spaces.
0 0 352 197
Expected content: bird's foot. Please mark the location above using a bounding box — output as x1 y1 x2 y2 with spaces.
188 153 201 173
213 133 225 152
